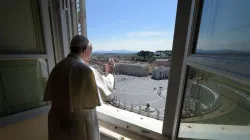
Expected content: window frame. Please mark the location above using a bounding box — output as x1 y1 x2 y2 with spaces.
78 0 178 139
0 0 56 72
75 0 250 139
162 0 196 139
0 0 55 123
2 0 249 140
163 0 250 139
1 0 242 139
78 0 194 139
60 0 250 139
40 0 55 72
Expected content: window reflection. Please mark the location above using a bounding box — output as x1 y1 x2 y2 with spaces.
181 67 250 125
195 0 250 55
0 59 48 117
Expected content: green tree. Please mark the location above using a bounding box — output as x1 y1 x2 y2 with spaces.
137 50 155 61
138 50 146 61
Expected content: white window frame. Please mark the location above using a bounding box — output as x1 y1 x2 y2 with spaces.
164 0 250 139
0 0 55 72
0 0 56 125
1 0 249 139
40 0 55 72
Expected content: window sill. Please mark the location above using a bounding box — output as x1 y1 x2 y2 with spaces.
0 105 50 127
96 104 166 140
179 123 250 140
2 104 249 140
97 104 250 140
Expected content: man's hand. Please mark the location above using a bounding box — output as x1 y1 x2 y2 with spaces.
105 58 115 74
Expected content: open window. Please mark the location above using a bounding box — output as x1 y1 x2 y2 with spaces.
0 0 55 118
79 0 250 139
165 0 250 139
76 0 178 139
1 0 249 140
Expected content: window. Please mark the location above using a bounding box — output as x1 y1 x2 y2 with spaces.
0 0 54 118
0 59 49 117
171 0 250 139
181 67 250 125
79 0 250 139
195 0 250 55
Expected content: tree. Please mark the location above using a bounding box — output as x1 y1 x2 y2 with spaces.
149 51 154 57
137 50 155 61
137 51 142 58
138 50 146 61
144 51 150 58
155 51 161 57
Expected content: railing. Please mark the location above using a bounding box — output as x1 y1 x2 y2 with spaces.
108 96 164 120
108 80 226 120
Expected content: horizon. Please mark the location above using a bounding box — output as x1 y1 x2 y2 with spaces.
93 49 172 53
85 0 178 52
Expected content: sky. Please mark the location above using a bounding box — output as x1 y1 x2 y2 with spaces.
85 0 178 52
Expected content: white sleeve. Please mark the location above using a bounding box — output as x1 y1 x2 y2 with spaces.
105 74 115 87
90 67 114 103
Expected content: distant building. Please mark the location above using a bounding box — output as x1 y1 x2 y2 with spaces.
115 63 149 77
155 51 166 57
152 66 170 80
152 59 171 67
155 51 172 58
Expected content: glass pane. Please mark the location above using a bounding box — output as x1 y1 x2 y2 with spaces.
0 0 45 53
0 59 48 117
180 66 250 125
195 0 250 55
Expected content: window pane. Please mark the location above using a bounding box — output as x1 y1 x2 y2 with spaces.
180 66 250 125
0 59 48 117
0 0 45 53
195 0 250 55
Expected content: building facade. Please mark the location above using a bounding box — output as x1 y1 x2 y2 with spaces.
152 66 170 80
115 63 149 77
152 59 171 67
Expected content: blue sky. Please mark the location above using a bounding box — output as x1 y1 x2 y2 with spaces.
85 0 178 51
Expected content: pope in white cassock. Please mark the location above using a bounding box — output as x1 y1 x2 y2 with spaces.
43 35 115 140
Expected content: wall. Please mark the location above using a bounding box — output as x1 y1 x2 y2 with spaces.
0 115 48 140
115 63 149 77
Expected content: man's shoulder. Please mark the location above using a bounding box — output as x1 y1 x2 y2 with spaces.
75 62 94 74
50 57 94 75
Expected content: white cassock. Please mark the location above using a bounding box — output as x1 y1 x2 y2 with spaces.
43 53 114 140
